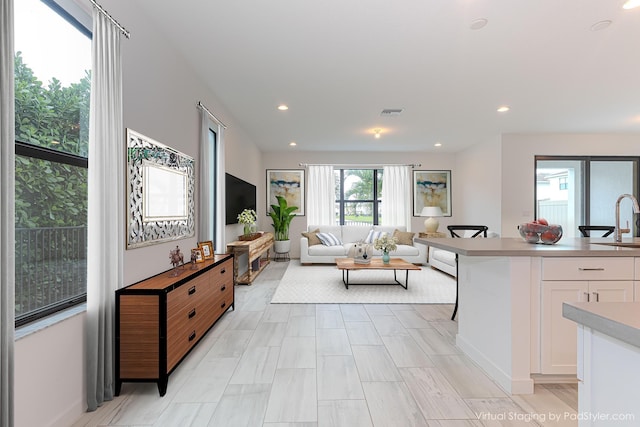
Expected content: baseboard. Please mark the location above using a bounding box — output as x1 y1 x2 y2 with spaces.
457 334 535 395
531 374 578 384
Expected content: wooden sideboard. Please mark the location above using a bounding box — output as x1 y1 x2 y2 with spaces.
115 254 233 396
226 232 274 285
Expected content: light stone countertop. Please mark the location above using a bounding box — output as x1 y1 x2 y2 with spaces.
563 302 640 349
415 236 640 257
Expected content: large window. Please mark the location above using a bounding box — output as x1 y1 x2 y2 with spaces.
334 169 383 225
14 0 91 326
535 156 639 238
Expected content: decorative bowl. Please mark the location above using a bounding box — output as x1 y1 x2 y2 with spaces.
518 223 563 245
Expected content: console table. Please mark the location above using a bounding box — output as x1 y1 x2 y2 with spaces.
226 232 274 285
115 254 233 396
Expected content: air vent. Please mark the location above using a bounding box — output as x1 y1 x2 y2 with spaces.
380 108 403 117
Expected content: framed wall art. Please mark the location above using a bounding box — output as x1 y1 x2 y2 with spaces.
266 169 305 215
126 128 195 248
413 170 452 217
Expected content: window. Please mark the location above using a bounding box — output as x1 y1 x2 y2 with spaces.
535 156 639 238
334 169 383 225
558 177 568 190
14 0 91 326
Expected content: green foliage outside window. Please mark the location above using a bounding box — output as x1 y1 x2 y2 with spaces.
14 52 89 229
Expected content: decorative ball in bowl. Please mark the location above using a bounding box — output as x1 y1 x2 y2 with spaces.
518 222 563 245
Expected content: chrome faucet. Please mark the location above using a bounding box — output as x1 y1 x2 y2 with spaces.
615 194 640 242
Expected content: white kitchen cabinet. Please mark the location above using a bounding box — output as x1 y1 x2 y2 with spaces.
540 257 635 375
564 303 640 426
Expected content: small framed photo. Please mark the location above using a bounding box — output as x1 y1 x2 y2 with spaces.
198 240 214 259
191 248 204 263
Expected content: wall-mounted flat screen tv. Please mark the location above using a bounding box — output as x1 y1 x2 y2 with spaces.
225 173 257 225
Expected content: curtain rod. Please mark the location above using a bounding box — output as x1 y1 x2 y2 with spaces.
90 0 130 39
197 101 228 129
300 163 421 168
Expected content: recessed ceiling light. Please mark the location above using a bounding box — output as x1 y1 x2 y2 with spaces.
590 20 612 31
623 0 640 9
497 105 510 113
289 141 297 147
374 129 382 139
470 18 488 30
277 104 289 111
434 142 442 147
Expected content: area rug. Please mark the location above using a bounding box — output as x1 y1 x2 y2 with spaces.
271 261 456 304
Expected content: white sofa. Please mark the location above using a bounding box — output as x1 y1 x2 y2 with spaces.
428 230 499 277
300 225 427 265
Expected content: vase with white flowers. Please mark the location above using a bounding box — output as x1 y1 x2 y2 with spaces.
373 235 398 264
237 208 257 236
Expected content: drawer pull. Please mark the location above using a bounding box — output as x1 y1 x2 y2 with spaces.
188 286 196 295
221 269 226 274
583 292 590 302
220 301 226 309
220 285 226 292
188 309 196 319
188 331 196 341
592 291 600 302
578 267 605 271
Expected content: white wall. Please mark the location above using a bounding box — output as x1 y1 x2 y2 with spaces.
14 313 85 427
261 150 457 257
13 1 263 426
455 136 502 233
501 133 640 237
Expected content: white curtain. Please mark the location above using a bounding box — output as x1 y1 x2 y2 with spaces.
382 165 412 230
0 0 15 424
85 8 125 411
198 107 225 252
307 165 335 225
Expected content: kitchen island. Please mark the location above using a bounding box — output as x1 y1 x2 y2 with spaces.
563 302 640 426
415 236 640 395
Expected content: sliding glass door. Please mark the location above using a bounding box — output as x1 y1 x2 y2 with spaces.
535 157 638 238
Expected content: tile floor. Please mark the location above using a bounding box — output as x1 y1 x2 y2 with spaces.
72 261 578 427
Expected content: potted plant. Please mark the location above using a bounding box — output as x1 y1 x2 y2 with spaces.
268 195 298 253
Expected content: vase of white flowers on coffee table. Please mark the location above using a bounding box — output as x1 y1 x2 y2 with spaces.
374 235 398 264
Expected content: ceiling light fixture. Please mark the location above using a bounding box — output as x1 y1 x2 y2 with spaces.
497 105 510 113
374 129 382 139
470 18 488 30
623 0 640 9
289 141 297 147
277 104 289 111
590 20 612 31
434 142 442 147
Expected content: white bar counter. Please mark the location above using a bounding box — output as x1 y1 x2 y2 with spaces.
414 236 640 395
563 302 640 426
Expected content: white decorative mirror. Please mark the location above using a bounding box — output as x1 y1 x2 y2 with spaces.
126 129 195 248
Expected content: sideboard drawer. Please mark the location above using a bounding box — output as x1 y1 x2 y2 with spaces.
542 257 634 281
167 273 209 313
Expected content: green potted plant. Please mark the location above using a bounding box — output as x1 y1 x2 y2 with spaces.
268 195 298 253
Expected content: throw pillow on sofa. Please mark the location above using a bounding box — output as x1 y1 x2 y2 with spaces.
393 229 415 246
301 228 322 246
364 229 387 244
317 232 343 246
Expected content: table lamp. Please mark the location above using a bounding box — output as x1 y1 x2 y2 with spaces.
421 206 443 233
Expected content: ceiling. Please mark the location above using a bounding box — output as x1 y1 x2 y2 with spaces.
138 0 640 153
